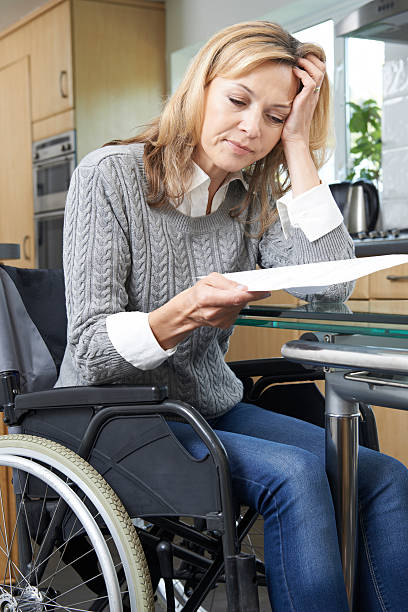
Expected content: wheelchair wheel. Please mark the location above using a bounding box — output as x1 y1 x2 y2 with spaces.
0 434 154 611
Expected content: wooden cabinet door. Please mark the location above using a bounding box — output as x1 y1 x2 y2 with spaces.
0 57 35 267
368 300 408 467
72 0 165 160
370 263 408 299
29 0 73 121
0 21 30 71
349 276 369 300
226 290 300 362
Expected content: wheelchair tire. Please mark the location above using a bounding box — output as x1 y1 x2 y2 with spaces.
0 434 154 611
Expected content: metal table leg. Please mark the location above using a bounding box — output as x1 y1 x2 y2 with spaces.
325 372 360 611
281 336 408 610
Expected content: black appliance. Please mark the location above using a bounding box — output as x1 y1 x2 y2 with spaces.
353 228 408 256
329 179 379 235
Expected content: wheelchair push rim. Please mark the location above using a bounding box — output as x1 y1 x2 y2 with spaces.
0 434 154 611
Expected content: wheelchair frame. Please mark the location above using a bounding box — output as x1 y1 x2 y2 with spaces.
0 368 263 611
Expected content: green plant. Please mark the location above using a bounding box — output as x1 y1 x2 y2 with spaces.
346 98 382 183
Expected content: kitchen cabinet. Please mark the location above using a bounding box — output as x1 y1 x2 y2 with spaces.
29 0 74 122
349 274 369 299
370 263 408 299
226 290 300 362
368 300 408 466
0 59 28 579
0 57 35 267
365 266 408 466
0 0 165 264
73 0 165 160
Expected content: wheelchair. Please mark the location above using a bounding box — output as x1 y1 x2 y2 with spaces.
0 264 379 611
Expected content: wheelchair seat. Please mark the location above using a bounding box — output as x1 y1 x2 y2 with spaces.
0 264 379 611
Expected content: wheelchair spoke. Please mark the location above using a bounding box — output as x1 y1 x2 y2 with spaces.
41 585 110 610
0 484 9 554
2 467 35 589
0 484 13 595
0 549 29 586
37 531 113 591
0 435 153 611
41 494 103 596
23 508 106 588
47 568 107 600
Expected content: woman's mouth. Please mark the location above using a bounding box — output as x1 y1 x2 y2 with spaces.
225 140 253 155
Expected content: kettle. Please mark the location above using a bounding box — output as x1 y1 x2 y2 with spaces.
329 180 379 236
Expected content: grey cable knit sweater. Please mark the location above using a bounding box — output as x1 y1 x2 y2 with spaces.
56 142 354 418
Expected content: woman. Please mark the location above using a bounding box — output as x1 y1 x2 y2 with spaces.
57 21 408 611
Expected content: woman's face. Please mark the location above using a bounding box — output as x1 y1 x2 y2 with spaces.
194 61 298 181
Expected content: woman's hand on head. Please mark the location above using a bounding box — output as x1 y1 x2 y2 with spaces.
281 54 326 149
148 272 271 350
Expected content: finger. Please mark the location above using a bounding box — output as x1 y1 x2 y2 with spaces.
244 291 272 301
298 54 326 77
201 271 248 292
302 53 326 72
296 56 324 86
293 65 318 93
196 284 270 309
217 288 271 307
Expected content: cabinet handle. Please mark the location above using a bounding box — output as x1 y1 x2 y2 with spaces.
386 275 408 282
59 70 68 98
22 235 31 261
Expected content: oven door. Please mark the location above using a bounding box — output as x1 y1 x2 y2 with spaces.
35 210 65 269
34 154 75 214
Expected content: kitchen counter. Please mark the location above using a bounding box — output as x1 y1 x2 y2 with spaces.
354 235 408 257
0 244 20 260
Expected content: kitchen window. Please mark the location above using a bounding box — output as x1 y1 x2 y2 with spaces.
345 37 384 188
294 20 335 184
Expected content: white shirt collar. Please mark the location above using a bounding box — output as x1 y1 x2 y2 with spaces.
187 161 248 194
175 162 248 218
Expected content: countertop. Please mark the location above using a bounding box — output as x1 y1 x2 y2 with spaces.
0 243 20 260
354 236 408 257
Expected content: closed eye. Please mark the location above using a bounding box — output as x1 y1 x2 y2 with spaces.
266 115 285 124
228 97 246 106
229 96 287 124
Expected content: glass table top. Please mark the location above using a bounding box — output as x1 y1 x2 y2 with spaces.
237 302 408 338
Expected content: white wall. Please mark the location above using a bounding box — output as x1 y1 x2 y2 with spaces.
381 42 408 229
165 0 288 56
165 0 368 56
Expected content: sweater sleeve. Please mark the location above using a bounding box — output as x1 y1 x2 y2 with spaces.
258 219 355 303
63 155 152 384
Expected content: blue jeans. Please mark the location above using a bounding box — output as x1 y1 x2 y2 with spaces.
169 402 408 611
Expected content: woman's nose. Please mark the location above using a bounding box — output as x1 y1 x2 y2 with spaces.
239 110 262 138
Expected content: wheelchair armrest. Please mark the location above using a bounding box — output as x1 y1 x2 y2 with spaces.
14 384 168 413
228 357 324 382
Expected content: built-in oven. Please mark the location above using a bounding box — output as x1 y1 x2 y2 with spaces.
33 130 76 268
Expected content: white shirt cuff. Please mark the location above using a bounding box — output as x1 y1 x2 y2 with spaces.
276 182 344 242
106 311 177 371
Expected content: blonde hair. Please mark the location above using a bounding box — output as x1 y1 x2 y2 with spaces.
108 21 331 235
